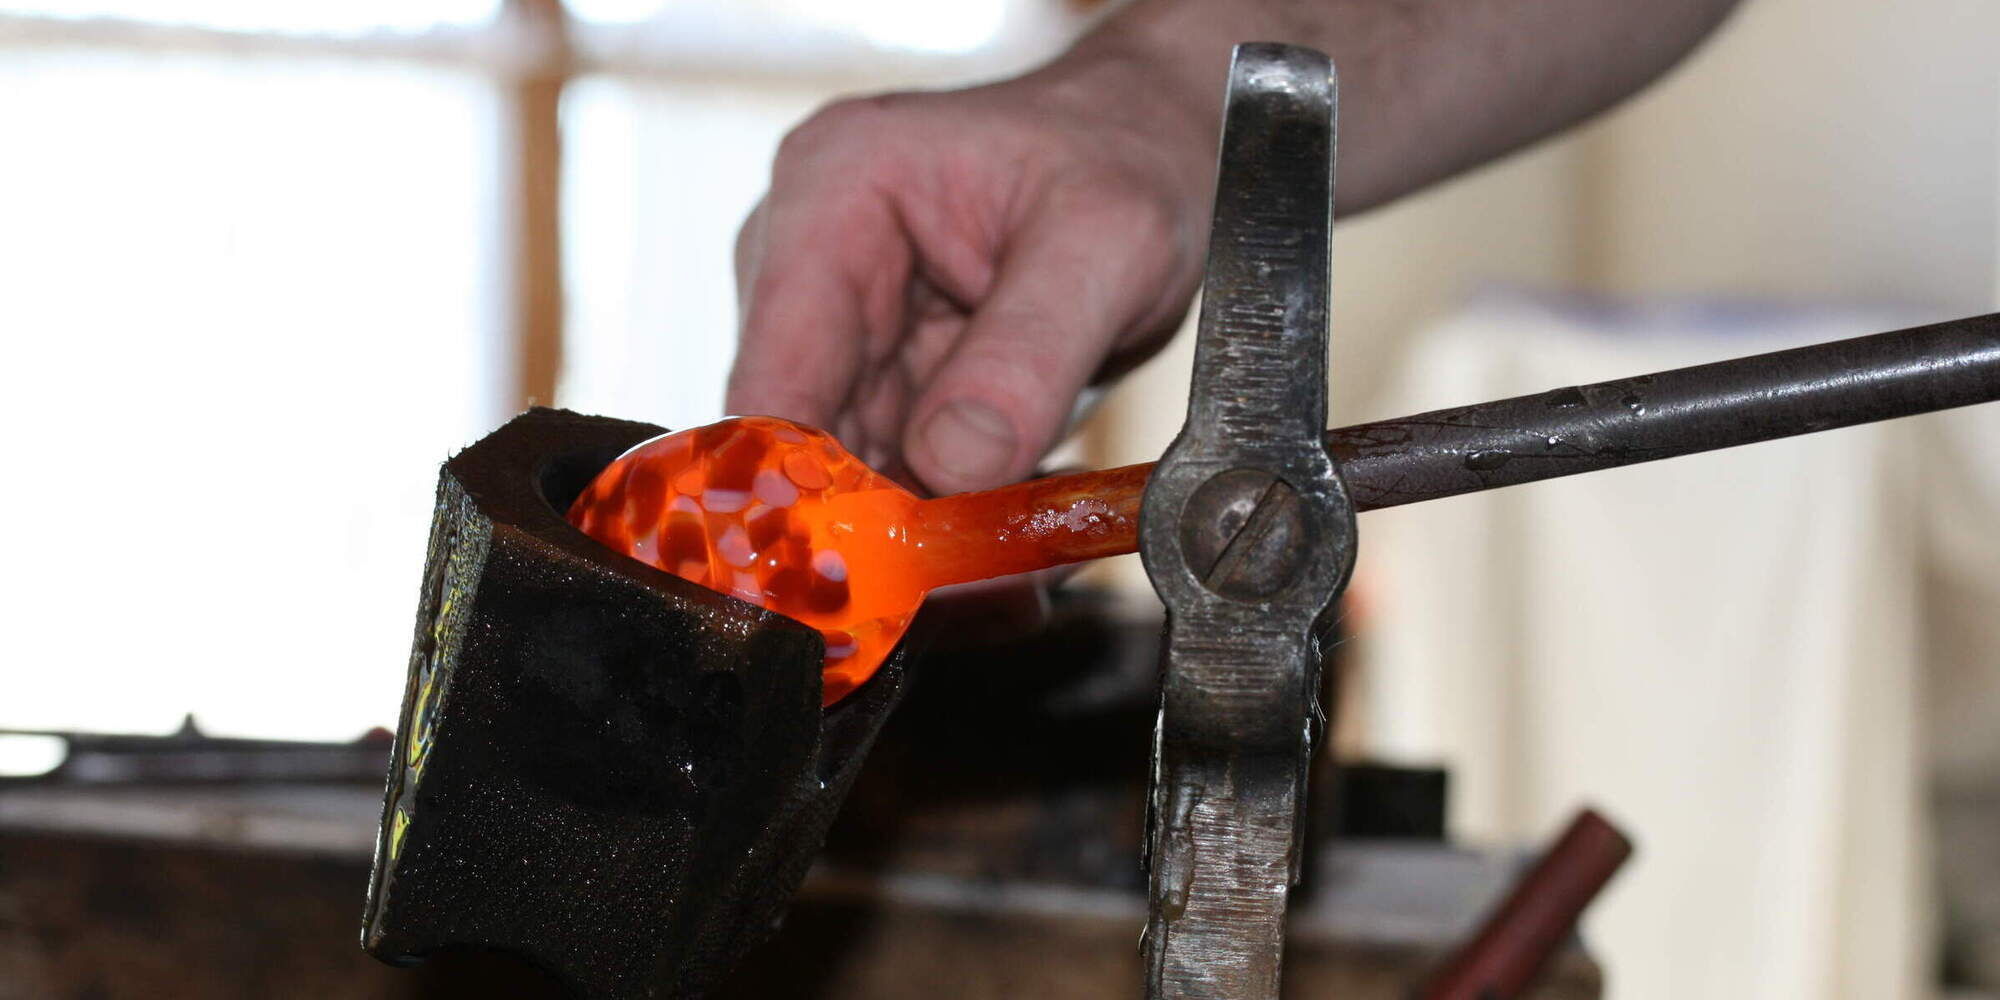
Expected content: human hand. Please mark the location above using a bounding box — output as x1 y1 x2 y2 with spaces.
727 48 1215 498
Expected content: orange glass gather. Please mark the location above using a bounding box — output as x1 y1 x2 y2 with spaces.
567 416 1149 705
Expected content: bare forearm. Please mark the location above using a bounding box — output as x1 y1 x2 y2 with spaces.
727 0 1744 500
1046 0 1744 213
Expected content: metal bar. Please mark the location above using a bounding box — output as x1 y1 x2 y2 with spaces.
1328 311 2000 511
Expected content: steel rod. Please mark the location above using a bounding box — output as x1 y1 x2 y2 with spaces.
1327 311 2000 511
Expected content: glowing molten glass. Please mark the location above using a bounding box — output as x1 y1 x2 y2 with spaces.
567 416 1148 704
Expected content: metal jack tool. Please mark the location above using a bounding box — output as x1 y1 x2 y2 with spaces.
1139 43 1349 1000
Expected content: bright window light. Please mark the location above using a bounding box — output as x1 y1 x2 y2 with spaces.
0 49 504 740
0 734 69 779
0 0 500 33
796 0 1009 54
559 78 821 431
564 0 1009 54
561 0 666 26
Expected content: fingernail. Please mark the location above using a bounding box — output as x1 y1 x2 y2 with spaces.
922 400 1017 486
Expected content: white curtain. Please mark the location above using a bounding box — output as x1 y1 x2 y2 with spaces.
1352 293 2000 999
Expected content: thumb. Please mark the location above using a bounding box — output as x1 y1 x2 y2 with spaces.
902 194 1178 494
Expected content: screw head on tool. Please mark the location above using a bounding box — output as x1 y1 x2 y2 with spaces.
1177 468 1314 601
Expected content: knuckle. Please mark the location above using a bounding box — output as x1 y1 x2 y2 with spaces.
726 367 838 423
1126 191 1181 246
776 94 901 163
740 259 786 312
960 334 1071 400
732 202 764 273
774 114 839 167
1066 178 1178 238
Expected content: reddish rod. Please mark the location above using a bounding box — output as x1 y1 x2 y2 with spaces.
1416 808 1635 1000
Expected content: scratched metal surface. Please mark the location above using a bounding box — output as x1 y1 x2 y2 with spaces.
1137 43 1357 1000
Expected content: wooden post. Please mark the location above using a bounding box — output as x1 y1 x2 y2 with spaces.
504 0 569 409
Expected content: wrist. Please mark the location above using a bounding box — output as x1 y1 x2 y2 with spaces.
1017 29 1220 211
1045 1 1417 215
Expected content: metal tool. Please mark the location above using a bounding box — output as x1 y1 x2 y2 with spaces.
1138 43 1351 1000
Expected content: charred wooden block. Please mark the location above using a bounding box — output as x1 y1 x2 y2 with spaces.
362 408 911 999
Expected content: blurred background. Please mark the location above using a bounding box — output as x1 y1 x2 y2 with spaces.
1 0 1997 997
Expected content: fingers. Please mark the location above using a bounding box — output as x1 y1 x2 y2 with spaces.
725 108 913 436
901 187 1181 495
